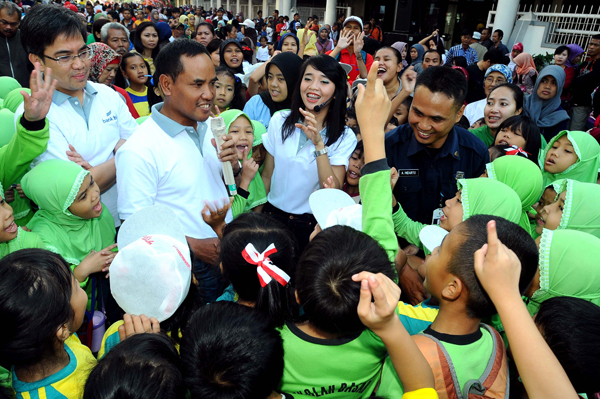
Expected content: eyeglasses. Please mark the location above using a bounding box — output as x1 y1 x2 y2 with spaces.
0 19 19 28
44 48 94 66
485 76 507 85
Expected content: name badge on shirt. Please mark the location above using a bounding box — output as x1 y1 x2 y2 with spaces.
399 169 419 177
432 208 444 225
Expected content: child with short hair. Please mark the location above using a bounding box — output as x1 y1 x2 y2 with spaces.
540 130 600 186
181 302 289 399
257 35 270 62
121 53 152 117
378 214 539 398
492 115 543 162
341 140 364 203
84 334 185 399
0 249 96 398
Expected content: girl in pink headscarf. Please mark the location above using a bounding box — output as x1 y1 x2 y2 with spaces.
513 52 538 94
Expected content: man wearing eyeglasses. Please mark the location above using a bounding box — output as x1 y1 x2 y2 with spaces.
15 4 138 227
0 2 29 87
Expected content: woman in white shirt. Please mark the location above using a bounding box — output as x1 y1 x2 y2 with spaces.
261 55 357 252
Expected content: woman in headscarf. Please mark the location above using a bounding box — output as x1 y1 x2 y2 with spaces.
408 43 425 75
277 32 300 54
485 155 543 236
150 9 160 24
524 65 569 141
525 229 600 316
507 42 523 71
155 21 173 50
316 27 333 55
464 63 513 125
565 44 584 69
243 52 302 129
391 41 408 69
88 42 139 119
513 52 538 94
22 159 117 303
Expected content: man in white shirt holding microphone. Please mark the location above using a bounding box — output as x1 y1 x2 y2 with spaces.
116 39 241 302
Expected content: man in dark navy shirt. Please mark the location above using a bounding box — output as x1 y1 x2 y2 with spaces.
385 66 489 304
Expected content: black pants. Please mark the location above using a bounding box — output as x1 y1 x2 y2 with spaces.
263 202 317 256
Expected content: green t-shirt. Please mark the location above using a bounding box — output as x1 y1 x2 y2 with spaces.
377 326 494 398
469 125 494 147
278 322 387 398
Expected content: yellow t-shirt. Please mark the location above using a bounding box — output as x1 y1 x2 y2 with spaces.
99 321 180 359
11 334 96 399
296 29 318 56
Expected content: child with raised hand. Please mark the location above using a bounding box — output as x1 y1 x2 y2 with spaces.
21 160 117 291
0 63 58 257
277 62 397 398
540 130 600 186
352 271 437 398
378 215 539 398
217 212 297 327
485 155 543 236
218 110 264 216
181 302 289 399
98 205 201 357
524 229 600 316
473 220 579 399
534 179 600 238
84 333 185 399
0 249 96 398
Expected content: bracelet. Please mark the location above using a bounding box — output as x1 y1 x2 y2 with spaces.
233 160 243 177
314 146 329 158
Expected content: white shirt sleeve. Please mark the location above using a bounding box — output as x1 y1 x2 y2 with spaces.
328 127 357 168
115 142 159 221
115 90 138 141
262 112 284 155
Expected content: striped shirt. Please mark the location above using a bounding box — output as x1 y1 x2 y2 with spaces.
444 44 478 66
125 87 150 117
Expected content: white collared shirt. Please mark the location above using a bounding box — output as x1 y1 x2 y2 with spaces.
263 111 357 214
115 104 232 240
15 82 138 227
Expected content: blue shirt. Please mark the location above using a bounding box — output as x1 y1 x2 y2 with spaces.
444 44 478 66
385 123 489 226
243 95 274 129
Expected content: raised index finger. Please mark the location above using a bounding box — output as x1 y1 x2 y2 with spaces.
366 61 379 93
486 220 499 256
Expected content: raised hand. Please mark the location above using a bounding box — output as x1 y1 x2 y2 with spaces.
400 66 417 95
295 108 324 147
353 271 401 334
67 144 93 170
201 197 232 230
355 61 391 135
474 220 523 302
336 29 351 50
353 31 365 54
118 313 161 342
240 147 259 189
23 62 58 122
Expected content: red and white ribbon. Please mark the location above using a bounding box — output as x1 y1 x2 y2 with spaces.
504 145 531 158
241 243 290 288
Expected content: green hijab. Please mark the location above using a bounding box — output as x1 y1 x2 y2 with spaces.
539 130 600 187
21 160 116 266
486 156 543 235
0 109 15 147
457 178 521 224
527 229 600 315
2 88 30 113
220 110 267 212
0 77 21 100
552 179 600 239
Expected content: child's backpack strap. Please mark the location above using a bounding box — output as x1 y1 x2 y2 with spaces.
412 333 462 399
462 324 510 399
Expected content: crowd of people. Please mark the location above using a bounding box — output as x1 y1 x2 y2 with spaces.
0 1 600 399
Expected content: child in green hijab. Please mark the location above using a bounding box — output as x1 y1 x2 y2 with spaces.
485 155 543 236
0 76 21 99
22 160 117 290
534 179 600 239
2 88 30 113
392 178 522 252
525 229 600 316
219 110 267 217
539 130 600 187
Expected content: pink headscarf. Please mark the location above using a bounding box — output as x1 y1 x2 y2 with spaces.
514 52 538 76
512 42 524 52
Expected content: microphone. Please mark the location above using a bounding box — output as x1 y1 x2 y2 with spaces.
313 97 333 112
211 116 237 197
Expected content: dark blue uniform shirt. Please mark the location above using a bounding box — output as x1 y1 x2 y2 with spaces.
385 123 489 226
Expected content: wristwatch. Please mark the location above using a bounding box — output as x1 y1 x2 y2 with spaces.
314 146 329 158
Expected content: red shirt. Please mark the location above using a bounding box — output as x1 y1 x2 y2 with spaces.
325 48 374 84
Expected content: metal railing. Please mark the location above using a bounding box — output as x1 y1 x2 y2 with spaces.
487 3 600 56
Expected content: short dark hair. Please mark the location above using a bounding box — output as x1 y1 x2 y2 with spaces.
20 4 87 58
0 249 75 370
482 27 491 34
0 2 21 18
155 38 210 85
593 33 600 41
273 9 279 14
535 297 600 394
220 213 297 327
196 21 215 35
554 45 570 56
415 66 468 109
460 28 472 37
448 215 538 319
424 48 440 58
483 47 506 64
180 302 284 399
495 115 542 162
296 226 395 335
83 334 185 399
452 55 468 68
363 21 371 28
494 29 504 39
353 139 364 158
206 37 223 54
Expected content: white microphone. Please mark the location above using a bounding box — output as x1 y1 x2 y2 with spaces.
211 116 237 197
